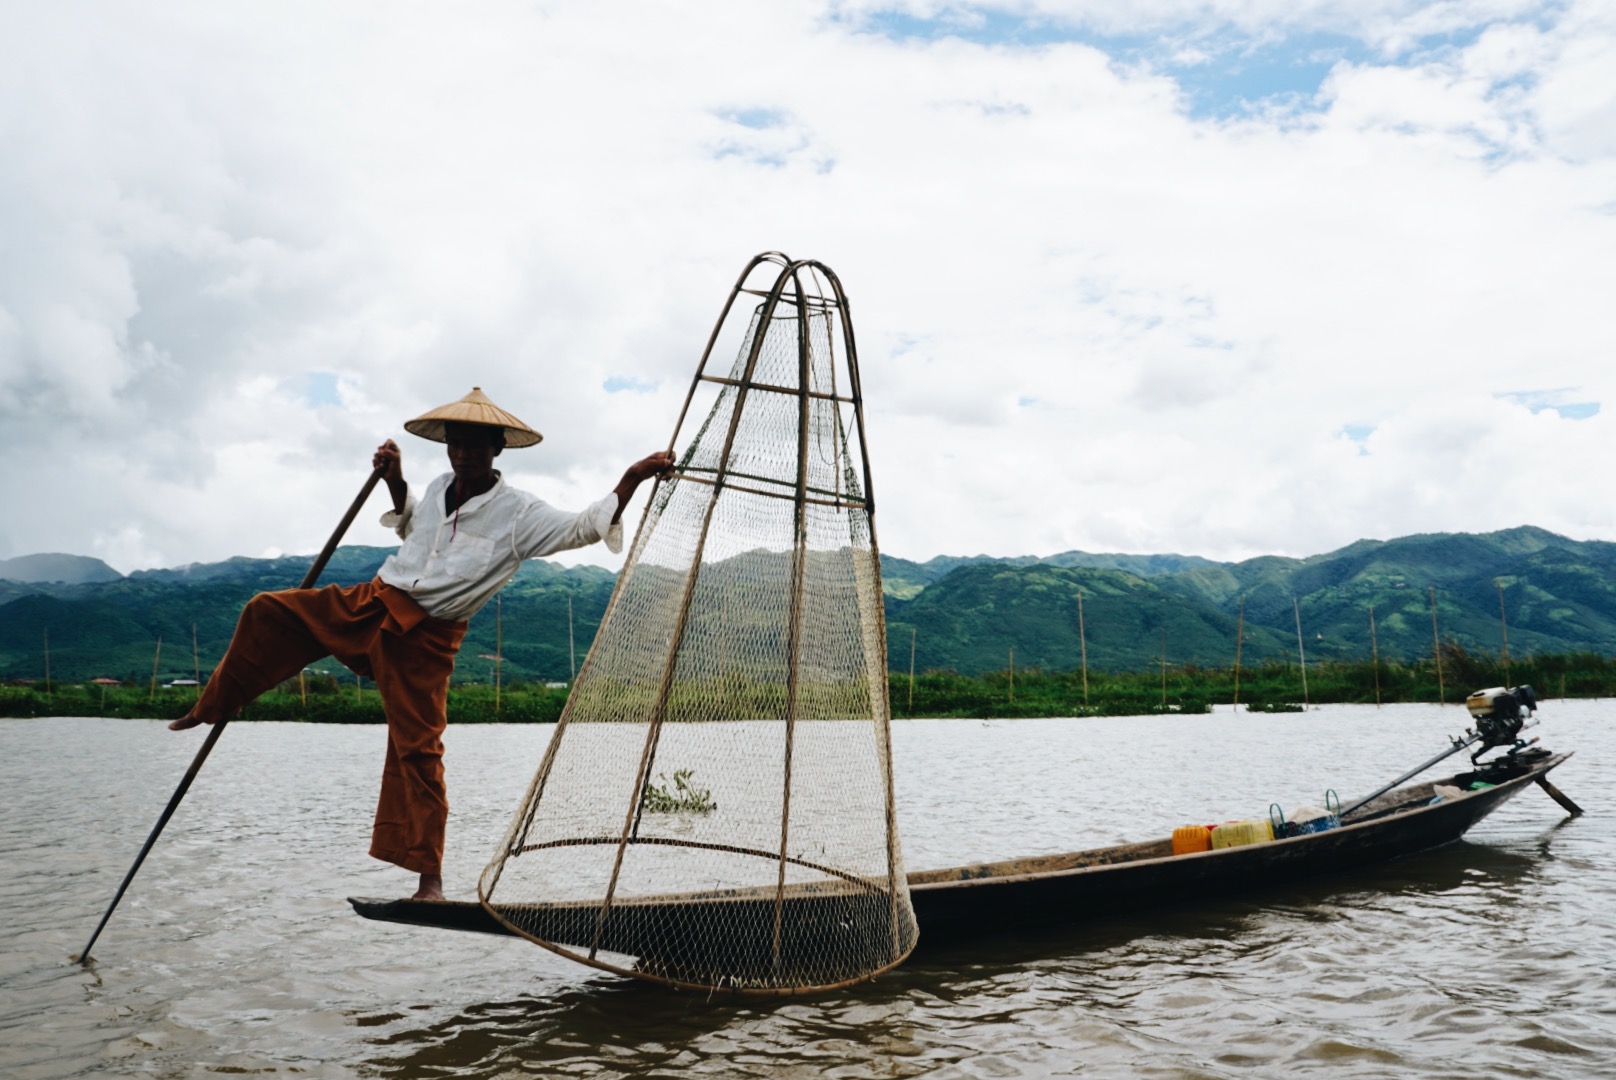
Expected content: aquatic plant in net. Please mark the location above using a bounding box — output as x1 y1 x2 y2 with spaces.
478 254 919 993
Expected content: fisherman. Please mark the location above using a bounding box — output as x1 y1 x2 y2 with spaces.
169 387 674 901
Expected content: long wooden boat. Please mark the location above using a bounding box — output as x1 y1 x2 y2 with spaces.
350 749 1575 961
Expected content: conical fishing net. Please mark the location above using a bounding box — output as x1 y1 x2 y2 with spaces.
478 254 919 993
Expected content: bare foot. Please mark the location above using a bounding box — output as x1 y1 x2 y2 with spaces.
168 711 208 731
412 873 445 901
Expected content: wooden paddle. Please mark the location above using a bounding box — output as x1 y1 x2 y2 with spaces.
1536 776 1584 816
74 466 385 965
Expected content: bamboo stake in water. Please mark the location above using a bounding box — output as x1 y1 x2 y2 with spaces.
148 636 163 704
1232 596 1245 711
355 671 362 703
1160 628 1167 709
1008 646 1014 703
44 628 52 709
1369 604 1382 707
568 594 577 684
1429 586 1445 705
1077 591 1089 708
495 593 503 714
904 624 917 717
1292 599 1309 708
718 585 729 706
298 669 307 710
75 465 383 966
191 623 201 700
1497 579 1512 686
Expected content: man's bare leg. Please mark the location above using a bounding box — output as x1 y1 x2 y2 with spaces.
413 873 444 901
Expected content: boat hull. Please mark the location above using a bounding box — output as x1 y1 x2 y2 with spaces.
911 753 1567 942
350 752 1572 954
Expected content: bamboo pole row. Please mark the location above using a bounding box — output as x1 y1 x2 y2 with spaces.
24 582 1522 707
898 581 1514 711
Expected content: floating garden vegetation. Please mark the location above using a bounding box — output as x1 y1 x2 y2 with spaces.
639 769 717 814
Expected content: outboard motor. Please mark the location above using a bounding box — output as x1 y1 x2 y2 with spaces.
1464 684 1537 762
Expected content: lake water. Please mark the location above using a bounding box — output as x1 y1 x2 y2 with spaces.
3 702 1611 1078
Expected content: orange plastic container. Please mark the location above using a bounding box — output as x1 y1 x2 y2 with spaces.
1172 825 1213 855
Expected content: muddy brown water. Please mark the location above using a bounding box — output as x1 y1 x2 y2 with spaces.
3 703 1611 1078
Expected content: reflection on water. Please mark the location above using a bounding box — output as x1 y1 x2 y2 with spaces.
3 704 1613 1078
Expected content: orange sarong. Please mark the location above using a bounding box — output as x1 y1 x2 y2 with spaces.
192 579 468 875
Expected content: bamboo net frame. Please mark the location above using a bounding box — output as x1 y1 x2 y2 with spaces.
478 253 918 994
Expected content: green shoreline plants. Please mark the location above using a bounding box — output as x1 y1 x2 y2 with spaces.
5 645 1612 722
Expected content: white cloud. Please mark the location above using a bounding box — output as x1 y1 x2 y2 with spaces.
1 0 1613 575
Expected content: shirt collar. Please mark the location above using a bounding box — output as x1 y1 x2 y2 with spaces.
438 470 504 516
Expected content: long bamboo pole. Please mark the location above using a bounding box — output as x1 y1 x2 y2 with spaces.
1159 628 1167 709
1429 586 1445 705
76 465 383 964
1497 579 1511 686
1077 591 1089 708
719 585 729 707
770 277 815 971
904 624 917 717
1369 604 1382 707
191 623 201 699
148 637 163 704
592 257 794 958
1232 596 1244 711
44 628 52 708
495 593 503 714
1293 599 1309 708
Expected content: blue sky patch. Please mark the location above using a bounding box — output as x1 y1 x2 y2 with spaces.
839 6 1507 120
300 371 342 408
1169 34 1373 119
1551 402 1599 420
712 144 789 168
1499 389 1600 420
710 106 816 169
604 375 658 394
715 107 789 130
1342 423 1375 455
854 8 1084 47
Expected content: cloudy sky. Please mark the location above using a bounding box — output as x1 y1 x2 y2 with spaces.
3 1 1613 573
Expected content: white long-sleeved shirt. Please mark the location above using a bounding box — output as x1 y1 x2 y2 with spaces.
374 472 621 622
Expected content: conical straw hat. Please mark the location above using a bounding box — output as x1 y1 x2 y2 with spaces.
404 387 543 448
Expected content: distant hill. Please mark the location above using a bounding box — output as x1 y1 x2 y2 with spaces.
4 526 1613 682
0 553 122 585
883 562 1291 675
1157 525 1616 662
0 546 617 686
879 550 1220 599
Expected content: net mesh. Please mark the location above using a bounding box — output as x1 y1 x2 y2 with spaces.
478 256 918 993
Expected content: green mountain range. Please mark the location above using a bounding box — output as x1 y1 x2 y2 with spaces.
4 525 1610 684
0 553 122 585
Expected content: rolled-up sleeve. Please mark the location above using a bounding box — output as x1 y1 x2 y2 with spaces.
381 493 417 540
512 493 622 560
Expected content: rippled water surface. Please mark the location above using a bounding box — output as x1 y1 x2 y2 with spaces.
3 703 1612 1078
